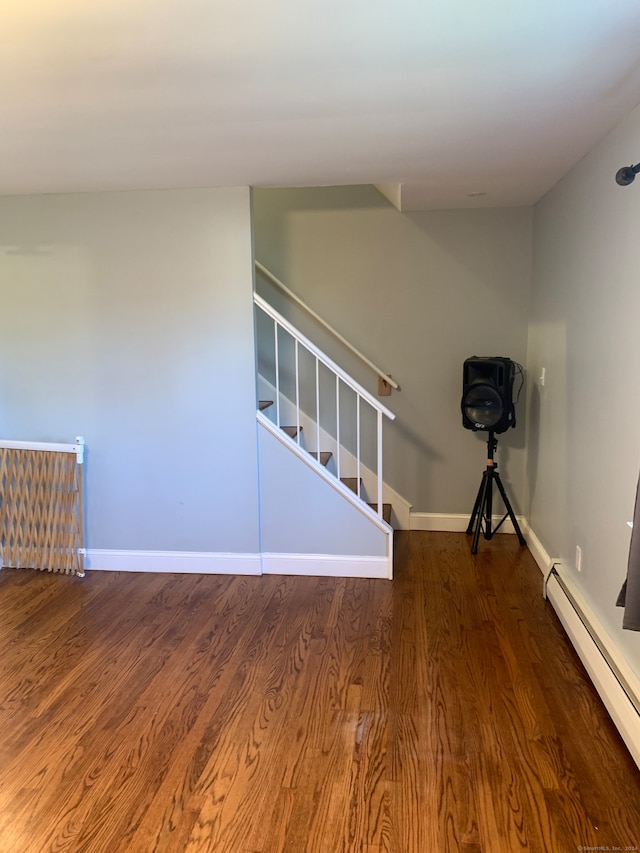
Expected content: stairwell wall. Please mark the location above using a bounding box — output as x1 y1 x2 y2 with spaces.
0 187 261 565
253 187 533 519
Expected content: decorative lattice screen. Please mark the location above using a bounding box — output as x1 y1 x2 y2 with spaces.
0 437 85 576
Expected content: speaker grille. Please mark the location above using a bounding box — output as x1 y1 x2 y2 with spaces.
462 383 504 428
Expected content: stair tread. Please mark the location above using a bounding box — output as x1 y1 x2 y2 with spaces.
341 477 363 494
368 503 392 524
258 400 273 411
309 451 332 466
281 426 302 438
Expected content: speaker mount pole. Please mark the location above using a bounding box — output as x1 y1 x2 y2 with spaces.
466 430 526 554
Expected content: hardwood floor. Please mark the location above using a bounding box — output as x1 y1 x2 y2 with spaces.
0 532 638 852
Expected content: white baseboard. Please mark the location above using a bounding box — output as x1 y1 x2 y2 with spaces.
261 553 391 579
382 484 412 531
409 512 526 535
521 523 554 576
83 549 390 579
84 549 262 575
546 568 640 770
519 524 640 771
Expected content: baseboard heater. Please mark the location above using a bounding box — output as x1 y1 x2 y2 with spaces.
545 565 640 769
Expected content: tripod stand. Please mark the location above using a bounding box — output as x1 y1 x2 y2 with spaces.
466 430 526 554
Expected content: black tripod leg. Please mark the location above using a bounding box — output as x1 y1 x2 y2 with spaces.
471 471 489 555
493 472 526 545
466 475 485 535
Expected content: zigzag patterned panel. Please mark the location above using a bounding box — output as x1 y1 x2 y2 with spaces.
0 446 84 576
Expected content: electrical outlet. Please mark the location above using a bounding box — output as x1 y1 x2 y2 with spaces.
575 545 582 572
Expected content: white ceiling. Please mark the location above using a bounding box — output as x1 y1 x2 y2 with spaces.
2 0 640 209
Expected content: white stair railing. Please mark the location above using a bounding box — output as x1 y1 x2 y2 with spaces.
255 260 399 391
254 293 395 522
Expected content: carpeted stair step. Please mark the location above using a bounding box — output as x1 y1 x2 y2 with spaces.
342 478 393 524
341 477 363 495
259 400 273 411
281 426 302 439
308 451 332 467
368 503 392 524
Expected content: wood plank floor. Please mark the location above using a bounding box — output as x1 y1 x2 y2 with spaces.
0 531 639 852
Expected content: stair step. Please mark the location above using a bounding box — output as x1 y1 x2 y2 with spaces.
368 503 392 524
308 451 332 467
281 426 302 438
341 477 363 495
258 400 273 411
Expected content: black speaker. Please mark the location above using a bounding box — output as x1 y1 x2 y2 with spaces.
462 356 516 434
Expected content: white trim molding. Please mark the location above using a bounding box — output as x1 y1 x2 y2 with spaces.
545 565 640 769
84 549 262 575
83 549 391 579
261 553 390 579
522 521 640 771
409 512 526 536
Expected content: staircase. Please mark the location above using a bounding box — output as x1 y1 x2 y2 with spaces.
259 399 392 524
254 264 397 578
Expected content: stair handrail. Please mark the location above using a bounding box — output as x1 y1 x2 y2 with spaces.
255 260 400 391
254 293 395 421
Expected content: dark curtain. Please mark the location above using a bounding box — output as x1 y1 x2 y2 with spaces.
617 475 640 631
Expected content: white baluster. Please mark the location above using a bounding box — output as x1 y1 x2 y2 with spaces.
295 339 300 445
356 394 361 498
377 408 383 519
336 374 341 480
315 357 320 463
274 318 280 426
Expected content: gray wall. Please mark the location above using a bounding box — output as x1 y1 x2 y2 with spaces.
253 187 533 516
528 104 640 672
0 187 260 554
